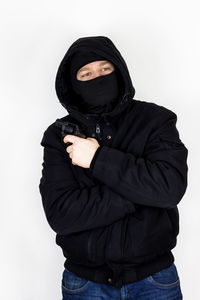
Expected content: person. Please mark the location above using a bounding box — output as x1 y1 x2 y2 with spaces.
39 35 188 299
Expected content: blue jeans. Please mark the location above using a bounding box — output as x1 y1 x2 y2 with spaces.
61 262 183 299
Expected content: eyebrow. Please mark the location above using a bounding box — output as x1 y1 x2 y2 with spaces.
78 61 111 73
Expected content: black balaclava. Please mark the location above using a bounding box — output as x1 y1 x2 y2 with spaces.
70 51 120 114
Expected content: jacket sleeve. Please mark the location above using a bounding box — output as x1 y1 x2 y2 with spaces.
39 124 136 236
89 111 188 209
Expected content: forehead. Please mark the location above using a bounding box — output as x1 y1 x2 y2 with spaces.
78 60 112 72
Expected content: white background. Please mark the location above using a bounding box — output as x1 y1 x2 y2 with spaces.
1 0 199 299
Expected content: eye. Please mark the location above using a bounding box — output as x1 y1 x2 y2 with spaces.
81 73 90 78
102 67 110 71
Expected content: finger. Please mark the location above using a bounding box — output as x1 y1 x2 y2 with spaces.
63 135 82 143
66 145 73 153
87 137 96 142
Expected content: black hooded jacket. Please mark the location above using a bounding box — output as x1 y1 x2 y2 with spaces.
39 36 188 289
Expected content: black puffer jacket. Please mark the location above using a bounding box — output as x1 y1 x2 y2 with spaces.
39 36 188 289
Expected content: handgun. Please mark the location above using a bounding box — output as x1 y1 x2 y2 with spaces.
55 120 87 147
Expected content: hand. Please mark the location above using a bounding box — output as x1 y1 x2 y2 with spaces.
63 135 100 168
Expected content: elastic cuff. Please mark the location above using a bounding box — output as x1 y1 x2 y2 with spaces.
89 147 102 170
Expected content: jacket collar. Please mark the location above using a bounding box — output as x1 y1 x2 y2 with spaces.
66 92 133 125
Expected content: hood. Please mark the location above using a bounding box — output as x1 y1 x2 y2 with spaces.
55 35 135 123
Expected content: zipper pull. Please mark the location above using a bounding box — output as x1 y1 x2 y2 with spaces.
95 123 102 140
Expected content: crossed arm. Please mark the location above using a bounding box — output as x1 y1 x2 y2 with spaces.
39 111 188 236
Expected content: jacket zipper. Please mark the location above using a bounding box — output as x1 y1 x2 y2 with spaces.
87 231 94 261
